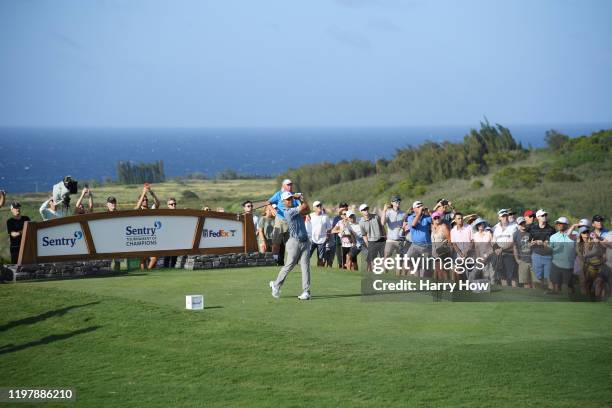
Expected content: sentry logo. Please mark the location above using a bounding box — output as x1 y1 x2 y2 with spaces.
42 230 83 248
202 229 237 238
125 221 162 237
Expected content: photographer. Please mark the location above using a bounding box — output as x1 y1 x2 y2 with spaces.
75 186 94 215
39 195 69 220
432 198 454 228
52 175 78 211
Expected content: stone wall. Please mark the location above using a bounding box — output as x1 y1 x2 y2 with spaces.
1 260 116 282
177 252 277 270
0 252 277 282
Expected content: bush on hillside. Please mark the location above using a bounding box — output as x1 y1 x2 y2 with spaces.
484 194 524 213
181 190 199 200
492 166 542 189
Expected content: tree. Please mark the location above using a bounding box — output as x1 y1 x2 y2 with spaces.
545 130 570 151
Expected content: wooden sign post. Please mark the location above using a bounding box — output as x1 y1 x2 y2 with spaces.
17 209 257 265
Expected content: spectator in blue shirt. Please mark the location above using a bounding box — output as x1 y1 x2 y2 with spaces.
405 201 433 277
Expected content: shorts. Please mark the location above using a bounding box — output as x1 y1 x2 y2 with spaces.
310 242 330 260
516 259 532 284
497 252 517 282
551 263 574 286
349 246 362 262
366 240 386 264
384 240 405 258
271 218 289 245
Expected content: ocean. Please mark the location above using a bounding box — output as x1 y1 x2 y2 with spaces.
0 123 610 193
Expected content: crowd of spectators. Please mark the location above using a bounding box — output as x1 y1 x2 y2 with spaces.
3 178 610 299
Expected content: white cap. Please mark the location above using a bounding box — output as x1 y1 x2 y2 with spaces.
282 179 292 185
497 208 509 216
516 216 526 225
412 201 423 209
280 191 293 200
313 200 321 207
346 210 355 218
359 203 369 211
579 218 591 227
536 209 547 217
555 216 569 224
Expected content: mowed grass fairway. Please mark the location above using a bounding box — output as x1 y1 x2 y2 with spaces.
1 267 611 407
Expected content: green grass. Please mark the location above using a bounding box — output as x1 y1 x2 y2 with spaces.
1 267 611 407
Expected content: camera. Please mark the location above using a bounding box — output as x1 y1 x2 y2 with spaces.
65 178 78 195
53 176 78 207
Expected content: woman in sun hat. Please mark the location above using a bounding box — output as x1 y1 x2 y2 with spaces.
472 217 494 281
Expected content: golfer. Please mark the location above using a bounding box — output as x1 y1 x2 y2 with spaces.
269 191 311 300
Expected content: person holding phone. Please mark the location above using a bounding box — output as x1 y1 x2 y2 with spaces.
135 184 160 269
75 186 94 214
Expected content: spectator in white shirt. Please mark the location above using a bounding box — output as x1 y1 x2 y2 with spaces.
307 201 332 267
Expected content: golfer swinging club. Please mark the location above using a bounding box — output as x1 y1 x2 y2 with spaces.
269 191 311 300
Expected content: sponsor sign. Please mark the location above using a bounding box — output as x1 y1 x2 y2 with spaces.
88 216 197 254
199 218 243 248
37 223 88 256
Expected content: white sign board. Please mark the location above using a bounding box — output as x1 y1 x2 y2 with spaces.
186 295 204 310
37 223 88 256
199 218 244 248
88 215 198 254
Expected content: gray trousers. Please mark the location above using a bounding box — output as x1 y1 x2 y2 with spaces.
274 238 311 292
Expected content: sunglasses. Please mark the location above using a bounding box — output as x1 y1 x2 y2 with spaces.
168 202 176 206
245 205 253 208
315 204 322 207
433 216 441 220
527 215 535 218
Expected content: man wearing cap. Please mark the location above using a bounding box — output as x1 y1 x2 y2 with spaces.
381 195 407 275
6 202 30 264
307 200 332 267
513 217 533 288
523 210 536 232
405 201 432 277
492 209 518 287
267 179 299 265
106 196 118 212
549 217 577 294
528 209 556 289
358 203 386 272
591 215 609 240
269 192 312 300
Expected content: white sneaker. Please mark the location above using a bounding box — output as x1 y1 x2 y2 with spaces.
297 291 311 300
269 281 280 299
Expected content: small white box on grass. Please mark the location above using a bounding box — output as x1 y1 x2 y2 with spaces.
186 295 204 310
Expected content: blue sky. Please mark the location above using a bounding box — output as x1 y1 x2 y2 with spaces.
0 0 610 127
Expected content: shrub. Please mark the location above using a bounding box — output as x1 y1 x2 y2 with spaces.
492 166 542 189
471 180 484 189
543 170 580 182
181 190 199 200
484 193 524 213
